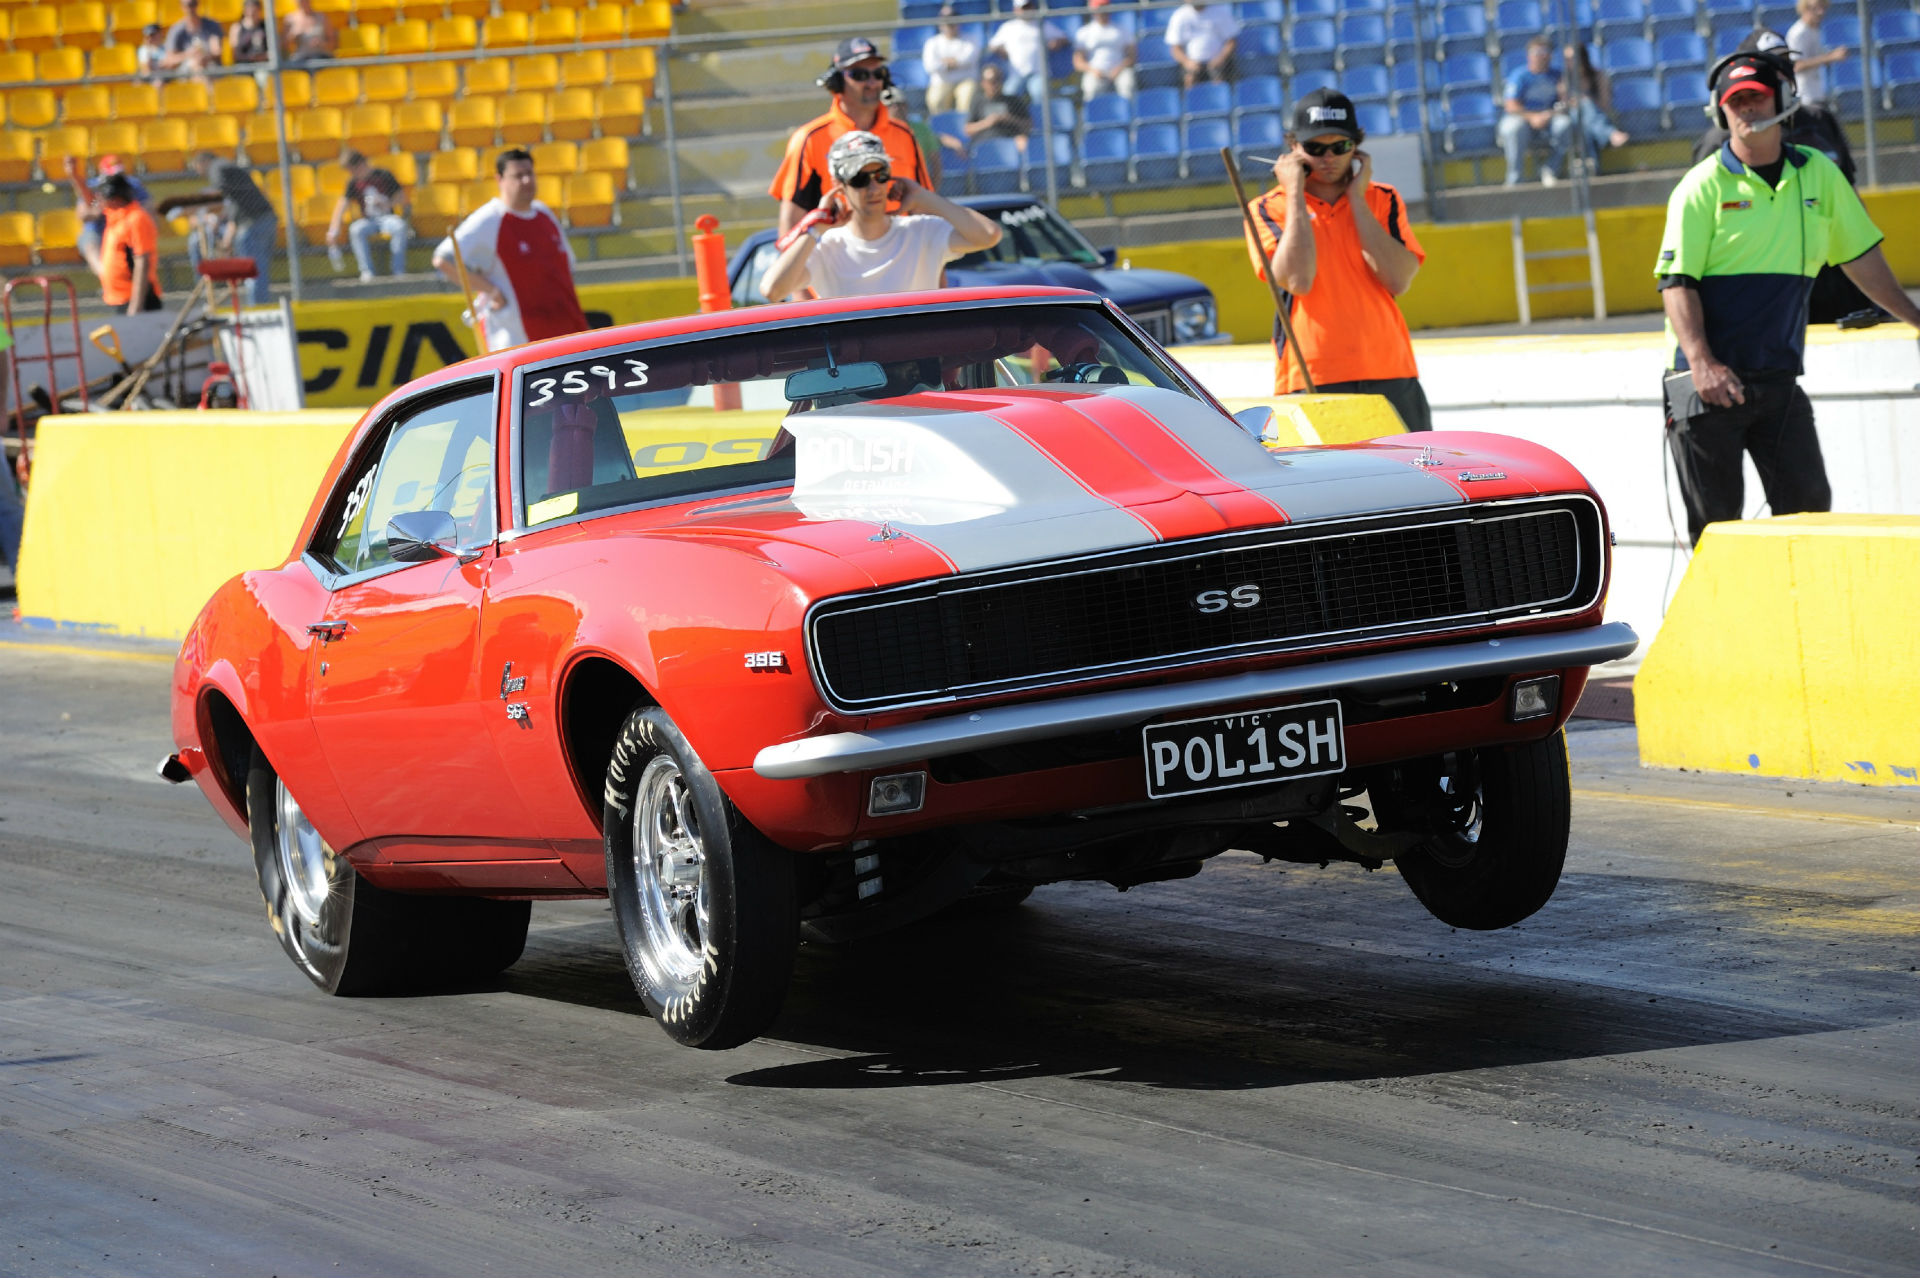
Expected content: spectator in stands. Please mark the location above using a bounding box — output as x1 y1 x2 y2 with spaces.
98 175 163 316
1242 89 1430 430
329 151 413 282
771 37 935 239
759 130 1000 303
964 62 1031 152
136 22 169 82
1655 49 1920 544
228 0 270 65
1165 3 1240 89
1499 36 1562 185
1546 42 1631 179
923 5 980 116
988 0 1068 106
186 151 278 304
68 156 151 279
433 148 587 351
1075 0 1138 102
161 0 223 81
282 0 336 62
1786 0 1847 105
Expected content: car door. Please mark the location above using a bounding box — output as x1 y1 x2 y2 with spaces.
304 378 535 845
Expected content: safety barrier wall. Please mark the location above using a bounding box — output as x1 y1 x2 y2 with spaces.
1634 515 1920 787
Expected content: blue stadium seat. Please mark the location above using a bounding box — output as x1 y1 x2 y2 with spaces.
1827 54 1879 117
1756 2 1796 31
1344 61 1390 101
1442 91 1498 151
1291 66 1340 97
1387 9 1437 60
1184 117 1233 179
1438 3 1489 53
944 0 988 13
1292 0 1337 16
1499 46 1532 81
1601 36 1654 72
1647 0 1697 38
890 57 930 104
1338 13 1388 57
1238 23 1284 62
1820 14 1859 49
1233 74 1285 114
1134 122 1182 183
1355 100 1393 133
1235 110 1285 148
1340 0 1387 12
1872 10 1920 57
1594 0 1648 39
1187 81 1233 118
1235 0 1285 20
930 110 966 147
901 0 943 19
1289 18 1338 68
1396 97 1426 132
1043 95 1076 136
1493 0 1543 53
1662 67 1711 118
1703 0 1756 37
1655 30 1706 71
1389 58 1429 104
970 138 1024 193
1610 73 1662 130
1027 131 1071 183
1135 85 1182 124
1135 32 1179 88
1084 93 1132 128
1712 25 1750 56
894 25 935 59
1081 125 1131 186
1440 50 1493 90
1138 4 1172 36
1886 48 1920 110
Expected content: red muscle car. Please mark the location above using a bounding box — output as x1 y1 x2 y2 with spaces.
164 287 1636 1049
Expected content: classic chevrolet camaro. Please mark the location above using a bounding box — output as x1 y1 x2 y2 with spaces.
165 286 1636 1048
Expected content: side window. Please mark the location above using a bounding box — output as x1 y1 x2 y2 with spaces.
314 388 497 577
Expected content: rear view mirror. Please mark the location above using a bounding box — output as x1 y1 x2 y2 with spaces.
386 509 459 562
784 360 889 403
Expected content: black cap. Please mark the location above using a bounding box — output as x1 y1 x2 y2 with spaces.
1291 88 1363 141
98 173 136 202
830 36 884 71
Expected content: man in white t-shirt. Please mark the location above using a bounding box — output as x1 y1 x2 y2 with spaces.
1785 0 1848 104
1074 0 1137 101
1164 2 1241 89
923 4 981 115
759 130 1001 302
988 0 1069 105
432 147 588 351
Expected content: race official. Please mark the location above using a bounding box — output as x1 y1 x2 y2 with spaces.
1242 89 1430 430
769 36 934 239
433 148 588 351
1655 50 1920 544
97 174 163 315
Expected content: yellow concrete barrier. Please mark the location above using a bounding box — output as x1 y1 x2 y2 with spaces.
15 411 361 641
1636 514 1920 787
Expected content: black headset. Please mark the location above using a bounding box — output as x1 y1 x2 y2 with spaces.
819 59 892 94
1704 49 1799 131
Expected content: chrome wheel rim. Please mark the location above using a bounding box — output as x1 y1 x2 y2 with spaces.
632 755 709 992
274 777 330 927
1429 753 1485 866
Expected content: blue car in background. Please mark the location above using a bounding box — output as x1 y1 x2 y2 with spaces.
727 194 1227 346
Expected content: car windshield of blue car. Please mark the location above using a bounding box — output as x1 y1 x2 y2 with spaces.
515 302 1193 527
951 203 1104 269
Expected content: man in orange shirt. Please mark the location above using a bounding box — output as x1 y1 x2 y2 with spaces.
98 174 163 315
770 36 934 238
1243 89 1431 430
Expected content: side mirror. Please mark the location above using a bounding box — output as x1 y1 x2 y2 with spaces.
1232 405 1276 441
386 509 459 563
784 360 890 403
1099 246 1118 267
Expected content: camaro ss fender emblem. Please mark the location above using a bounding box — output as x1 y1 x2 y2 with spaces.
500 661 531 727
1195 585 1262 614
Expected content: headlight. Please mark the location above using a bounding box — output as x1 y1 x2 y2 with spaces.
1171 297 1217 343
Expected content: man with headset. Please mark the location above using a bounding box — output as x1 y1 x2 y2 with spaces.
770 36 935 239
1655 48 1920 544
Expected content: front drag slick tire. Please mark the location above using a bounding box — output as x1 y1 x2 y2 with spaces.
1388 732 1571 932
604 706 798 1049
247 748 531 995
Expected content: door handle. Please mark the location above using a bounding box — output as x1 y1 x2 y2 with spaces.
306 621 350 642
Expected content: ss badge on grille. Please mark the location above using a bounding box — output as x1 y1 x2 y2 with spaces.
1194 584 1262 614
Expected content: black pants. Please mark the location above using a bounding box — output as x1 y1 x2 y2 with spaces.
1318 376 1433 432
1664 377 1829 546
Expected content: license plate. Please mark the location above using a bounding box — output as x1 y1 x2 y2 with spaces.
1142 700 1346 799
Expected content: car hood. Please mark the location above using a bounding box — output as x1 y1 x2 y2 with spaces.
955 261 1208 309
660 387 1555 590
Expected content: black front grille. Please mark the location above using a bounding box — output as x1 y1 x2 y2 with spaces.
810 501 1597 711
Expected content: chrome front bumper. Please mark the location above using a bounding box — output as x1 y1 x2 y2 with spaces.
752 622 1638 780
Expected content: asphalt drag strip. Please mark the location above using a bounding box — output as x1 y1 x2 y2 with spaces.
2 641 1916 1276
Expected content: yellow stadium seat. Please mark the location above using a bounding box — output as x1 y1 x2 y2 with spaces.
443 0 489 19
372 149 417 185
534 172 562 208
9 7 60 52
579 5 623 43
186 113 239 156
112 83 160 121
426 146 476 185
284 163 318 203
361 63 408 103
62 86 114 127
0 53 34 84
312 66 361 107
629 0 671 38
6 89 59 132
531 139 577 175
36 208 83 265
480 12 527 46
107 0 156 42
381 16 427 54
334 23 380 56
596 82 644 137
428 16 474 48
212 74 261 115
531 9 575 43
59 2 110 48
393 99 443 151
413 181 460 236
562 172 613 227
90 44 138 76
354 0 400 25
316 163 349 197
202 0 240 22
460 176 494 209
138 116 190 171
37 48 88 81
448 96 498 148
407 59 457 100
288 106 343 161
160 79 209 115
39 126 91 177
606 45 655 86
0 132 36 183
513 53 558 93
496 0 539 14
500 93 545 143
90 121 140 162
297 192 336 242
0 212 35 268
578 134 627 182
558 50 606 89
464 59 509 95
343 102 392 154
310 0 349 20
548 87 594 140
278 70 315 109
242 112 285 163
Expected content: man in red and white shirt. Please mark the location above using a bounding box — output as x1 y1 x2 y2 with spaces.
432 148 588 351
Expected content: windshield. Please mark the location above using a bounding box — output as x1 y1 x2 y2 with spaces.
951 203 1104 270
514 302 1196 528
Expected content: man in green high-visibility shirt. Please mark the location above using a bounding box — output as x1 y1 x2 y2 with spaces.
1655 48 1920 545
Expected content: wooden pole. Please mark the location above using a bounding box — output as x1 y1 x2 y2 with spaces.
1222 147 1318 395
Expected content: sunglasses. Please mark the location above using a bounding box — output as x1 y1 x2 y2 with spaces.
1301 138 1357 157
845 167 892 189
842 67 886 83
